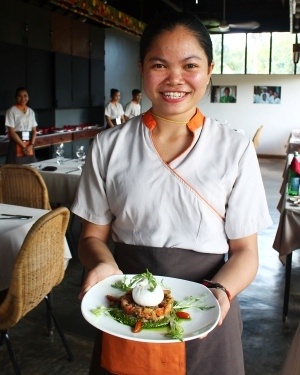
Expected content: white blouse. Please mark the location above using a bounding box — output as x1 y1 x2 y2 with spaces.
5 106 37 131
71 113 272 254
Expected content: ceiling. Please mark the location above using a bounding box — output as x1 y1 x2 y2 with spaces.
104 0 291 33
23 0 293 34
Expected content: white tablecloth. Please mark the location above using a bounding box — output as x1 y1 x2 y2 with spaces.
0 203 72 291
30 158 82 204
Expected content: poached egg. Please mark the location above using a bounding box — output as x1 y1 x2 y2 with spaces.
132 279 164 306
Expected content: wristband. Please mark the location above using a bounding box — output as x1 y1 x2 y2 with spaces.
202 279 232 302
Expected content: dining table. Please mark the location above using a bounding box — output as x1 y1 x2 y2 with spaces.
0 203 72 292
273 153 300 322
30 158 82 205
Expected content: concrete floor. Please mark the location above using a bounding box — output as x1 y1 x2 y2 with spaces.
0 157 299 375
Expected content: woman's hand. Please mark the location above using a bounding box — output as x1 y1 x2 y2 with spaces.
211 288 231 325
23 144 33 155
79 262 123 300
77 221 121 300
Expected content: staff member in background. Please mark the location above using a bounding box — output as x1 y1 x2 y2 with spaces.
124 89 142 121
104 88 125 128
5 87 37 164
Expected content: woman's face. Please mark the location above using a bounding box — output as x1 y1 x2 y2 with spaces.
111 92 121 102
16 90 29 106
140 25 214 119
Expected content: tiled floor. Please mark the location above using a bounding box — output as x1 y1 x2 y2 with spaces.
1 157 299 375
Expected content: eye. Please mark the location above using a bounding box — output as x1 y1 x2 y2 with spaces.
153 63 165 69
186 63 198 69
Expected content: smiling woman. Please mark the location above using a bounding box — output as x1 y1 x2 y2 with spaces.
71 11 272 375
5 87 38 164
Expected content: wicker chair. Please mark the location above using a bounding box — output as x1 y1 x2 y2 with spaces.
0 164 51 210
252 125 264 149
0 207 73 374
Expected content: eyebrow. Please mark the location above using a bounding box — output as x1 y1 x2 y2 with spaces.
147 55 203 63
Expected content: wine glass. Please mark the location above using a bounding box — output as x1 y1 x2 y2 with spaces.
76 146 85 166
56 144 64 164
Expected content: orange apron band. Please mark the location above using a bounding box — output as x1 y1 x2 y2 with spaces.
101 332 186 375
16 141 33 157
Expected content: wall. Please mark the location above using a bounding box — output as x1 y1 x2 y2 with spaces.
141 74 300 156
104 28 141 122
2 1 300 157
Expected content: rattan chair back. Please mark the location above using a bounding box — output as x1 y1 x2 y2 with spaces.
0 164 51 210
252 125 264 149
0 207 70 329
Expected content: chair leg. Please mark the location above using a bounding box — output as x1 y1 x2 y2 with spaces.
44 294 74 361
1 331 22 375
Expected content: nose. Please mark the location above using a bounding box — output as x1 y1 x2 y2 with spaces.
165 67 184 85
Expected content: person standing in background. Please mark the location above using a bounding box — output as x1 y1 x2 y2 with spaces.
5 87 37 164
104 88 125 128
124 89 142 121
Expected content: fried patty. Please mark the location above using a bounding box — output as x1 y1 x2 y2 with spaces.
120 290 174 322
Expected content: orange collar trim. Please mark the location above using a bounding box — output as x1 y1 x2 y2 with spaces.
142 109 205 132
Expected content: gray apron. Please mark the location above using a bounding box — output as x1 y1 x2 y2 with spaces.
89 243 245 375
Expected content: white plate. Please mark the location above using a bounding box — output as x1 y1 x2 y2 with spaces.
81 274 220 343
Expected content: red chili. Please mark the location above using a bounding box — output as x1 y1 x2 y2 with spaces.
132 320 143 333
176 311 191 319
106 295 121 303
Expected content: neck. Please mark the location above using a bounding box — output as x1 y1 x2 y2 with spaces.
151 112 189 125
16 104 27 112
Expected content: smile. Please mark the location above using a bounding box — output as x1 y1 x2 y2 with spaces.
163 92 186 99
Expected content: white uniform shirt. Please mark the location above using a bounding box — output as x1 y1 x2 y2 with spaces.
124 101 141 119
5 106 37 131
72 110 272 254
105 102 124 121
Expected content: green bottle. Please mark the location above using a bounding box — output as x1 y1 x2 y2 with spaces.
288 151 300 196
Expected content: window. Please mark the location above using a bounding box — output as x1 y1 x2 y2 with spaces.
223 33 246 74
271 32 296 74
247 33 271 74
210 31 299 75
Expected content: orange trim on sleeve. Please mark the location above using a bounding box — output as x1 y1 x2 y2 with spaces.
101 332 186 375
142 109 205 132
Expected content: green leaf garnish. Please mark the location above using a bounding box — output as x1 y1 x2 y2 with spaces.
128 269 158 292
173 295 215 311
111 276 131 291
90 305 108 317
166 313 184 341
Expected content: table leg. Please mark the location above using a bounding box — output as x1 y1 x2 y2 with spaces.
283 252 293 322
46 292 54 336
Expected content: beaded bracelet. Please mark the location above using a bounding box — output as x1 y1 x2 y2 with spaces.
202 279 232 302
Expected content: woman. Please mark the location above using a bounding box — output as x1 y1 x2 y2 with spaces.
72 12 272 375
104 88 125 128
5 87 37 164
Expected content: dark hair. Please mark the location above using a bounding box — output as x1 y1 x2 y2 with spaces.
140 11 213 65
132 89 141 96
110 88 119 98
15 87 29 98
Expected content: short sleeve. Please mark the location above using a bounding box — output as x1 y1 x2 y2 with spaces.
225 142 272 239
71 135 113 225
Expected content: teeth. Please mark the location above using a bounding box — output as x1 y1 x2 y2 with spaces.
164 92 185 99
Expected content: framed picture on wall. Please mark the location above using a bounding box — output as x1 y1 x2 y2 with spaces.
253 86 281 104
211 86 237 103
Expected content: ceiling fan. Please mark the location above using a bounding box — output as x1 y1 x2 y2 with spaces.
202 0 260 33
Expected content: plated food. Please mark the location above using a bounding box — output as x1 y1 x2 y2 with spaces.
81 271 220 343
